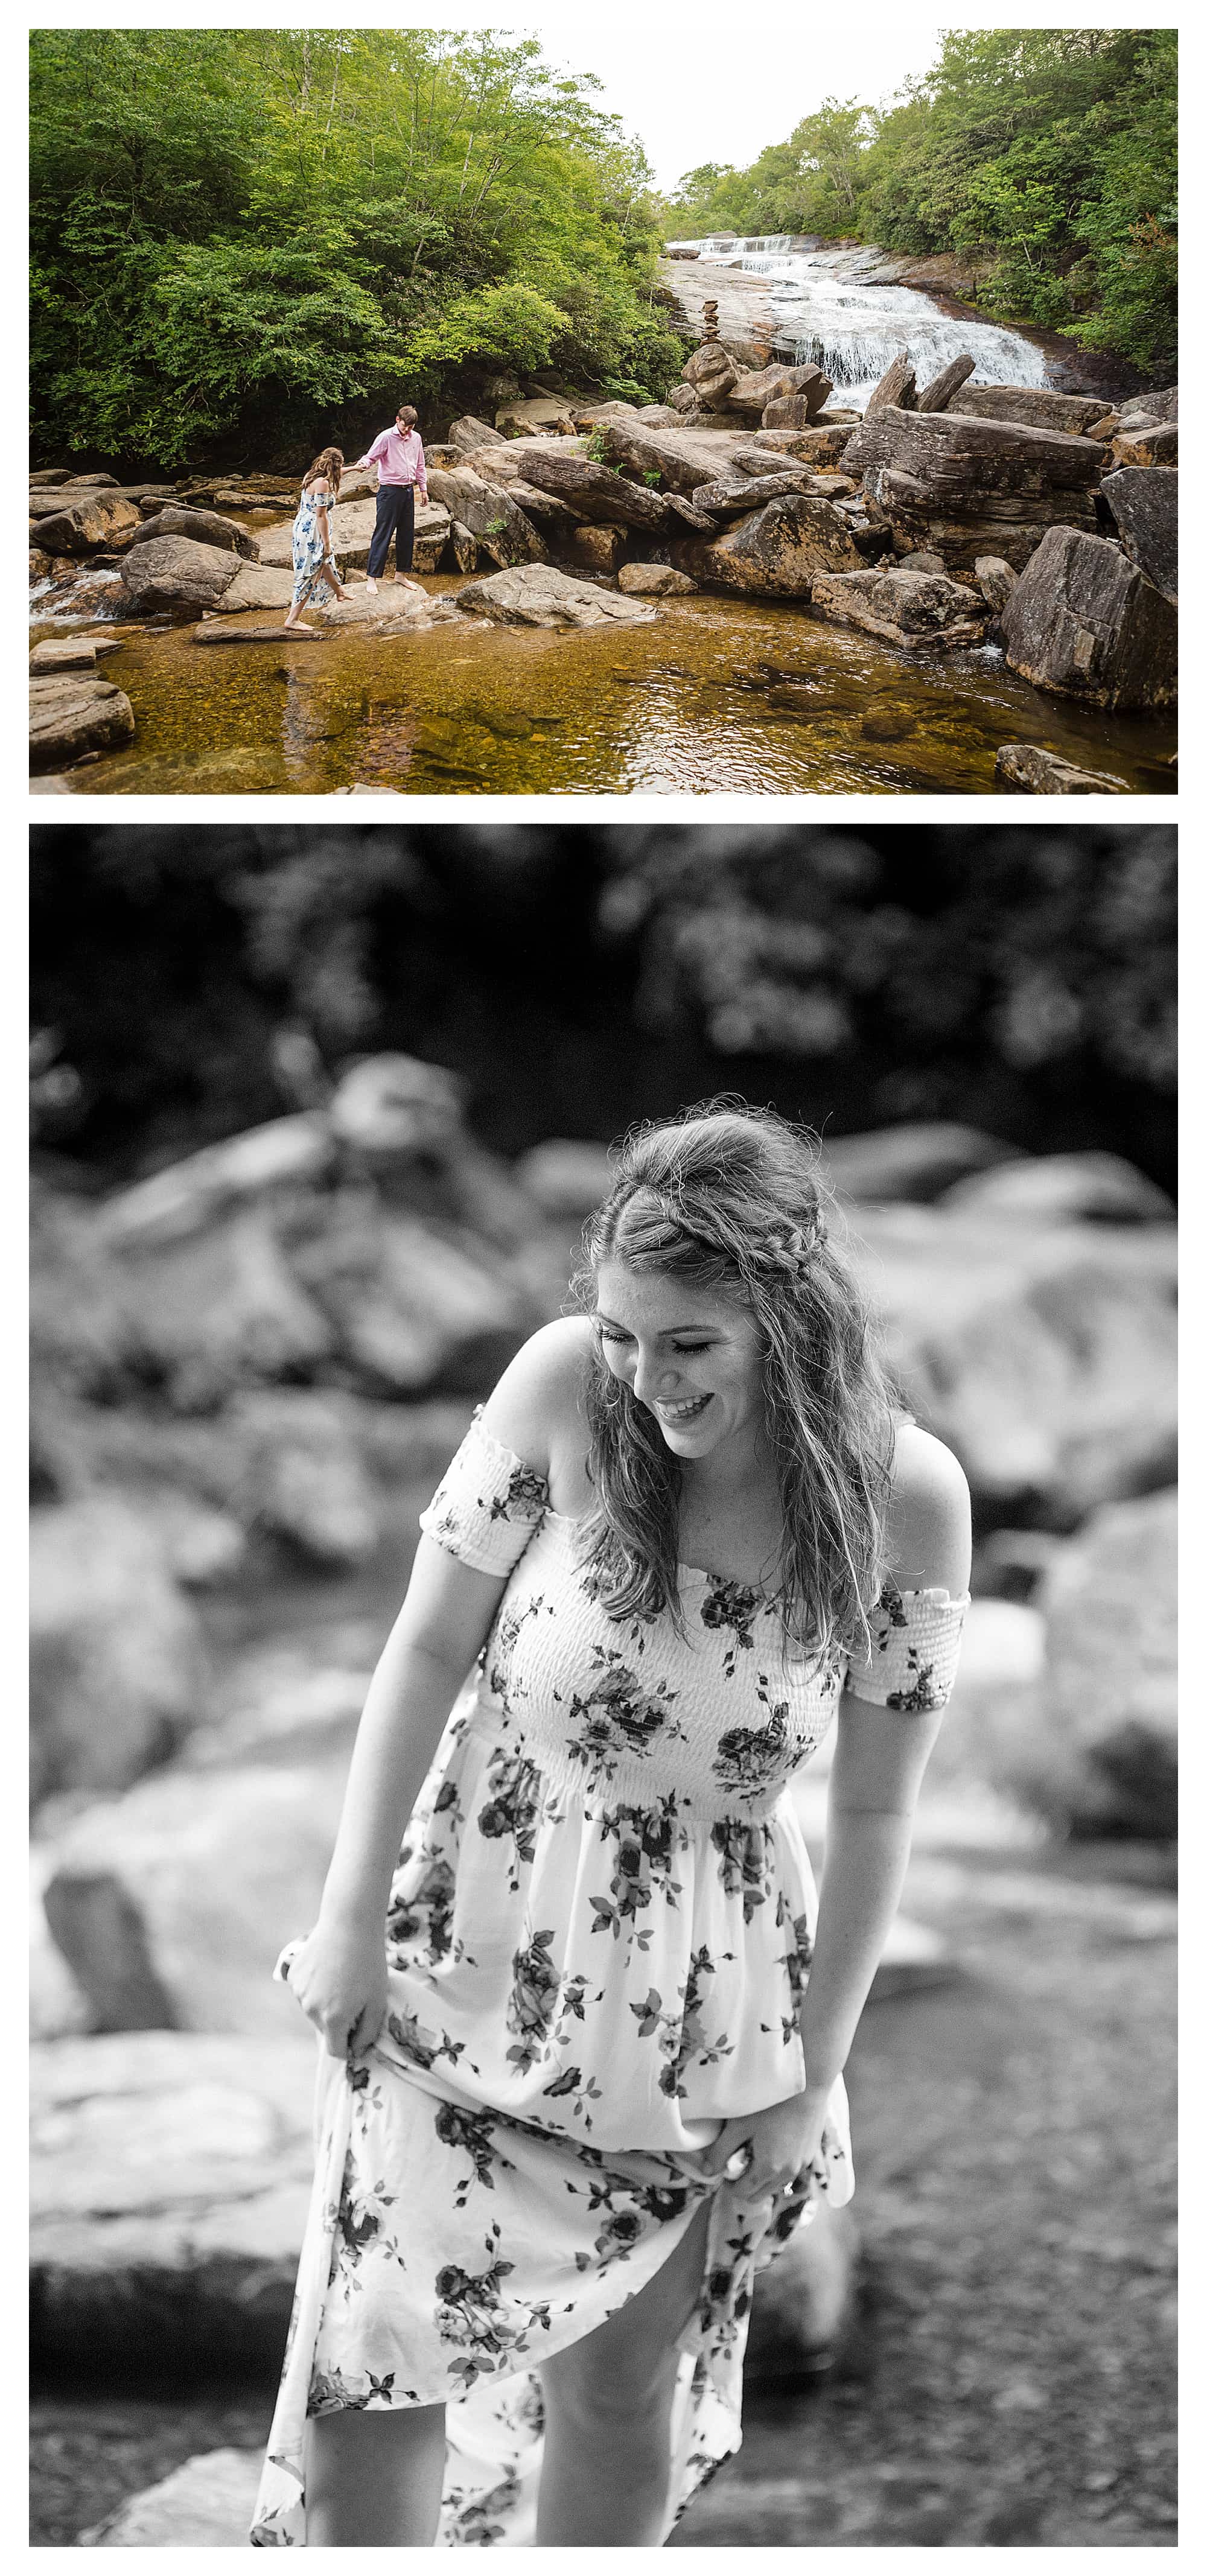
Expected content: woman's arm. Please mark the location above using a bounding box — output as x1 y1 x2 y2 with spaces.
704 1425 970 2195
797 1426 971 2097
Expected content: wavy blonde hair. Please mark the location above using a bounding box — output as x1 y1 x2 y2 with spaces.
575 1102 896 1662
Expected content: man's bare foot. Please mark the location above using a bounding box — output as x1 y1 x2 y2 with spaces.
366 577 378 595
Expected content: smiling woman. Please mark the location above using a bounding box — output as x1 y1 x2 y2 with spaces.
255 1100 970 2547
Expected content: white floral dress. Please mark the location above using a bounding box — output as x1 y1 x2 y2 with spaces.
251 1414 967 2547
290 480 339 612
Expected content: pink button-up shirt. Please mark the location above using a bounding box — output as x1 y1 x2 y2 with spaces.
357 425 428 498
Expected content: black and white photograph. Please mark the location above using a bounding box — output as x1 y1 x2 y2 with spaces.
29 820 1176 2546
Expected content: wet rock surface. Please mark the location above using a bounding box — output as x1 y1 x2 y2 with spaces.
995 742 1127 793
810 565 987 647
29 671 136 770
458 562 657 627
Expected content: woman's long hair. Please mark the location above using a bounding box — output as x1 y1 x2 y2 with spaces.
575 1103 896 1663
302 446 343 494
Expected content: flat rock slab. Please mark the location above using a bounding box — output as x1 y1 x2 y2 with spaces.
192 622 331 646
457 564 657 628
318 585 460 633
1000 526 1177 711
618 563 698 596
995 743 1126 794
81 2447 261 2546
812 565 987 647
32 2030 317 2375
29 636 123 673
1098 465 1177 605
30 672 135 771
955 386 1112 439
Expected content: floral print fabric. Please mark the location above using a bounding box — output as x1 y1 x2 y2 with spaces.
290 481 339 612
250 1413 966 2545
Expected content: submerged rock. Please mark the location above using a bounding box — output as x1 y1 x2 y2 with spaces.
457 564 657 628
29 672 135 770
1000 527 1177 711
810 565 987 648
995 743 1127 795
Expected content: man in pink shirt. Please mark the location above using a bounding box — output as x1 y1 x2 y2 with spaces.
355 404 429 594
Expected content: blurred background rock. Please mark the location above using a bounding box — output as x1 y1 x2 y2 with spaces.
29 822 1175 2545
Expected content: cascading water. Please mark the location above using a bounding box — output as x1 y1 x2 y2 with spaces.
669 238 1049 410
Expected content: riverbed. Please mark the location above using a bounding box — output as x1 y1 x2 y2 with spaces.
31 582 1176 797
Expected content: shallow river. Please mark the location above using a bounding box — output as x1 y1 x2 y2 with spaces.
36 581 1175 797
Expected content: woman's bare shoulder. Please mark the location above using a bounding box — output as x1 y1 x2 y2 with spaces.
479 1318 594 1472
885 1422 972 1594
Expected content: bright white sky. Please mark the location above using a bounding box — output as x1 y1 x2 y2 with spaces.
511 11 947 192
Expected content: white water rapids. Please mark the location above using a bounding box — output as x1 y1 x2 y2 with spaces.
670 237 1048 411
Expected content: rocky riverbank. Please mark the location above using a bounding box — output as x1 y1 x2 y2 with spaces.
30 346 1176 794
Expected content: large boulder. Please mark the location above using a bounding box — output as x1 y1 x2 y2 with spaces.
127 504 256 559
457 563 657 628
853 1201 1177 1524
672 492 871 597
508 448 671 533
30 1496 209 1807
424 467 546 565
1033 1488 1177 1837
940 1151 1174 1229
565 524 628 574
954 387 1114 439
30 2031 317 2372
995 743 1127 795
29 673 135 772
221 1388 379 1566
999 527 1177 711
727 362 830 418
111 1210 337 1410
597 418 749 495
1110 422 1177 470
820 1124 1024 1204
119 535 241 610
40 1757 351 2033
811 564 987 647
291 1203 541 1393
750 424 858 468
844 407 1103 570
100 1114 333 1251
1097 466 1177 606
33 495 141 555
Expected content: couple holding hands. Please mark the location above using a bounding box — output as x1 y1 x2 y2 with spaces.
284 402 429 631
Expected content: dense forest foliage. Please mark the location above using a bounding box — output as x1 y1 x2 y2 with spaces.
31 828 1176 1195
29 27 685 469
669 28 1177 376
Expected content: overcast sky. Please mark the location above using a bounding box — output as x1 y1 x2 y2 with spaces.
515 13 947 192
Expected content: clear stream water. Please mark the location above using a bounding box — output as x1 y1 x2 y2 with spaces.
34 584 1175 798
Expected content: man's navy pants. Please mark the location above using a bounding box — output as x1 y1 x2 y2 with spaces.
367 483 416 577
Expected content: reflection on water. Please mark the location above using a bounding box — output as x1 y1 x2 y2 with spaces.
35 581 1175 799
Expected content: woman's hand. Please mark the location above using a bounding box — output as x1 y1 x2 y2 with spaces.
279 1916 389 2059
699 2091 833 2203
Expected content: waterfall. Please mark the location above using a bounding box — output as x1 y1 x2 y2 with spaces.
669 238 1049 408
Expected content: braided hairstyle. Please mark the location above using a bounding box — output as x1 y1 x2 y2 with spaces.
575 1101 895 1662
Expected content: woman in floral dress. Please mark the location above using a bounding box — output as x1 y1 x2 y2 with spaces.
253 1105 970 2548
283 445 352 631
